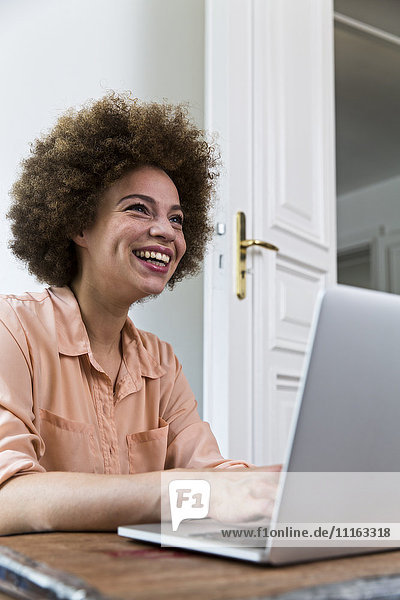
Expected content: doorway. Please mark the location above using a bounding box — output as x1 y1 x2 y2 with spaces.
335 0 400 292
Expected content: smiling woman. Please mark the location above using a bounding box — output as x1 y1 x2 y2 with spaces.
0 93 273 536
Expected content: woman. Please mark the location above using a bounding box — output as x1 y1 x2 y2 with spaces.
0 94 277 535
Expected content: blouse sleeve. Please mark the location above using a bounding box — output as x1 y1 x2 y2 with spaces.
160 354 251 470
0 303 45 486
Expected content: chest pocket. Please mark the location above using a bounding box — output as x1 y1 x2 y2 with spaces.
38 408 97 473
126 417 169 473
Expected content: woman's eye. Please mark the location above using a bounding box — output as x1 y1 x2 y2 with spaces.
170 215 184 226
126 203 148 214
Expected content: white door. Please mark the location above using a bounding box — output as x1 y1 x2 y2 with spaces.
204 0 337 465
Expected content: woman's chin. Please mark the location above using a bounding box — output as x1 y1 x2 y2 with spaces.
129 283 168 303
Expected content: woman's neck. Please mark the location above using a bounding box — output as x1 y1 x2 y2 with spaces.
70 278 129 354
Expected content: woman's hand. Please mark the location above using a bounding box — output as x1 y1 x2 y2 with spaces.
207 471 280 523
161 466 281 526
246 464 283 471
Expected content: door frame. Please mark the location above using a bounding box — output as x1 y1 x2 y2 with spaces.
203 0 255 461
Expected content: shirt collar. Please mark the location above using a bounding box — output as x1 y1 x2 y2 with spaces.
48 286 165 380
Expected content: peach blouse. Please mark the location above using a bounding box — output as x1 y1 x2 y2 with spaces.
0 287 248 486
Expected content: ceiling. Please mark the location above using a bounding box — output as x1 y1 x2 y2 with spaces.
334 0 400 195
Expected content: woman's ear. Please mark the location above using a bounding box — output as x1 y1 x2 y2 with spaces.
72 232 88 248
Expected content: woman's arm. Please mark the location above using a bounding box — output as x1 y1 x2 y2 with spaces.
0 470 163 535
0 468 281 536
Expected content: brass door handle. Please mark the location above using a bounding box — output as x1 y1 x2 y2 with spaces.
241 239 279 251
236 211 279 300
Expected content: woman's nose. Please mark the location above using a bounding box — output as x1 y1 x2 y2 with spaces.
149 218 176 241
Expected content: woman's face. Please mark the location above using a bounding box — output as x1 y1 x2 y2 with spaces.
73 166 186 306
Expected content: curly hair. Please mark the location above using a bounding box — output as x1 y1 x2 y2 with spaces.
7 93 219 288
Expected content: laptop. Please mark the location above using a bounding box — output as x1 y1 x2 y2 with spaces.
118 285 400 564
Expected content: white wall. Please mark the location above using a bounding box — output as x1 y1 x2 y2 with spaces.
337 174 400 247
0 0 205 411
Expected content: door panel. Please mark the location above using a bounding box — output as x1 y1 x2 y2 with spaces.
274 257 326 353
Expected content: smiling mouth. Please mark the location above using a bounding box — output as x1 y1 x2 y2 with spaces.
133 250 171 267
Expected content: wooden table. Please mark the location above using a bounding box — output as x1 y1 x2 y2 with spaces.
0 532 400 599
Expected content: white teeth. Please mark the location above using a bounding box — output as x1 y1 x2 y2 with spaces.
134 250 171 265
